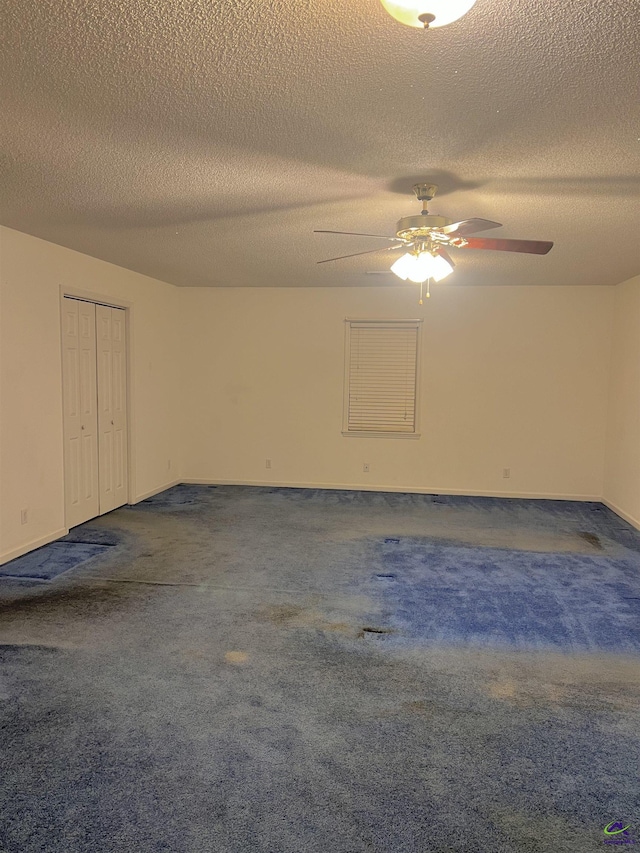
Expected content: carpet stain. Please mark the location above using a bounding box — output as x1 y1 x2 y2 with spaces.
224 650 248 665
485 663 640 711
357 626 396 639
488 679 518 701
402 699 433 715
255 603 359 637
488 678 568 708
338 523 621 555
489 807 599 852
577 530 603 549
257 603 304 625
0 639 78 651
396 698 482 721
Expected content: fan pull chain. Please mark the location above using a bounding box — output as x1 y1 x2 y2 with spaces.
419 278 431 305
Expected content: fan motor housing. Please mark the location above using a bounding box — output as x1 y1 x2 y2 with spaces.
396 214 452 241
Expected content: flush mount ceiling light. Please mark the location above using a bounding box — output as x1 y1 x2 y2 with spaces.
379 0 478 28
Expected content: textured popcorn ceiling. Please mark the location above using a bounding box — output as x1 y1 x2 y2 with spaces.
1 0 639 287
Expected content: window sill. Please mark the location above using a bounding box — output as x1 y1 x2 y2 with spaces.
341 431 421 440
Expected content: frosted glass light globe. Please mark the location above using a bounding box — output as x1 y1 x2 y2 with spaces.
379 0 478 28
427 252 454 281
390 252 417 280
391 251 454 283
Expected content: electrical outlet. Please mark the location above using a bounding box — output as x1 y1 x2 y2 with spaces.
363 463 370 473
503 468 511 479
20 508 28 525
265 459 272 469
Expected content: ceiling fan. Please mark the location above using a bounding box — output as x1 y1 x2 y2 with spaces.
315 183 553 300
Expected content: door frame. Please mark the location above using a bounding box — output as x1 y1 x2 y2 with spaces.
59 286 135 520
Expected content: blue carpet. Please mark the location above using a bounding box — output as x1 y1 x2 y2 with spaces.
367 539 640 652
0 487 639 852
0 542 111 581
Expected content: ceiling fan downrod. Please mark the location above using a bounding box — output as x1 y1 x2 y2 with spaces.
413 182 438 213
396 184 450 240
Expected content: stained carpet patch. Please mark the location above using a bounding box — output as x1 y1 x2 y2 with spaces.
371 539 640 652
0 542 111 581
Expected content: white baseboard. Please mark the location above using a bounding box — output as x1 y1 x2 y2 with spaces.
602 499 640 531
0 527 68 567
182 478 601 502
130 479 182 504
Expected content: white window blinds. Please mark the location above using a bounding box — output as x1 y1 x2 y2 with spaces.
344 320 421 436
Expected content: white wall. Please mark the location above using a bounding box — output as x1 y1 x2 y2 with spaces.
180 284 613 500
0 227 183 563
604 274 640 528
2 225 628 567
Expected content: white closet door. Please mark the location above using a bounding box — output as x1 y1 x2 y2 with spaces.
109 307 129 511
96 304 128 514
62 297 100 528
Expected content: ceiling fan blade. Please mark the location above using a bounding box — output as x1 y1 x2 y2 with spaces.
435 247 455 267
460 237 554 255
441 218 503 236
317 244 406 264
314 230 403 242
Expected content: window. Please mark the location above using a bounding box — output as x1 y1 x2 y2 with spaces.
343 319 421 438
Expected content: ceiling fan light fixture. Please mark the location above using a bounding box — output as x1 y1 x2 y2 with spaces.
427 252 454 281
379 0 478 28
406 252 435 283
390 252 417 280
391 250 454 283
